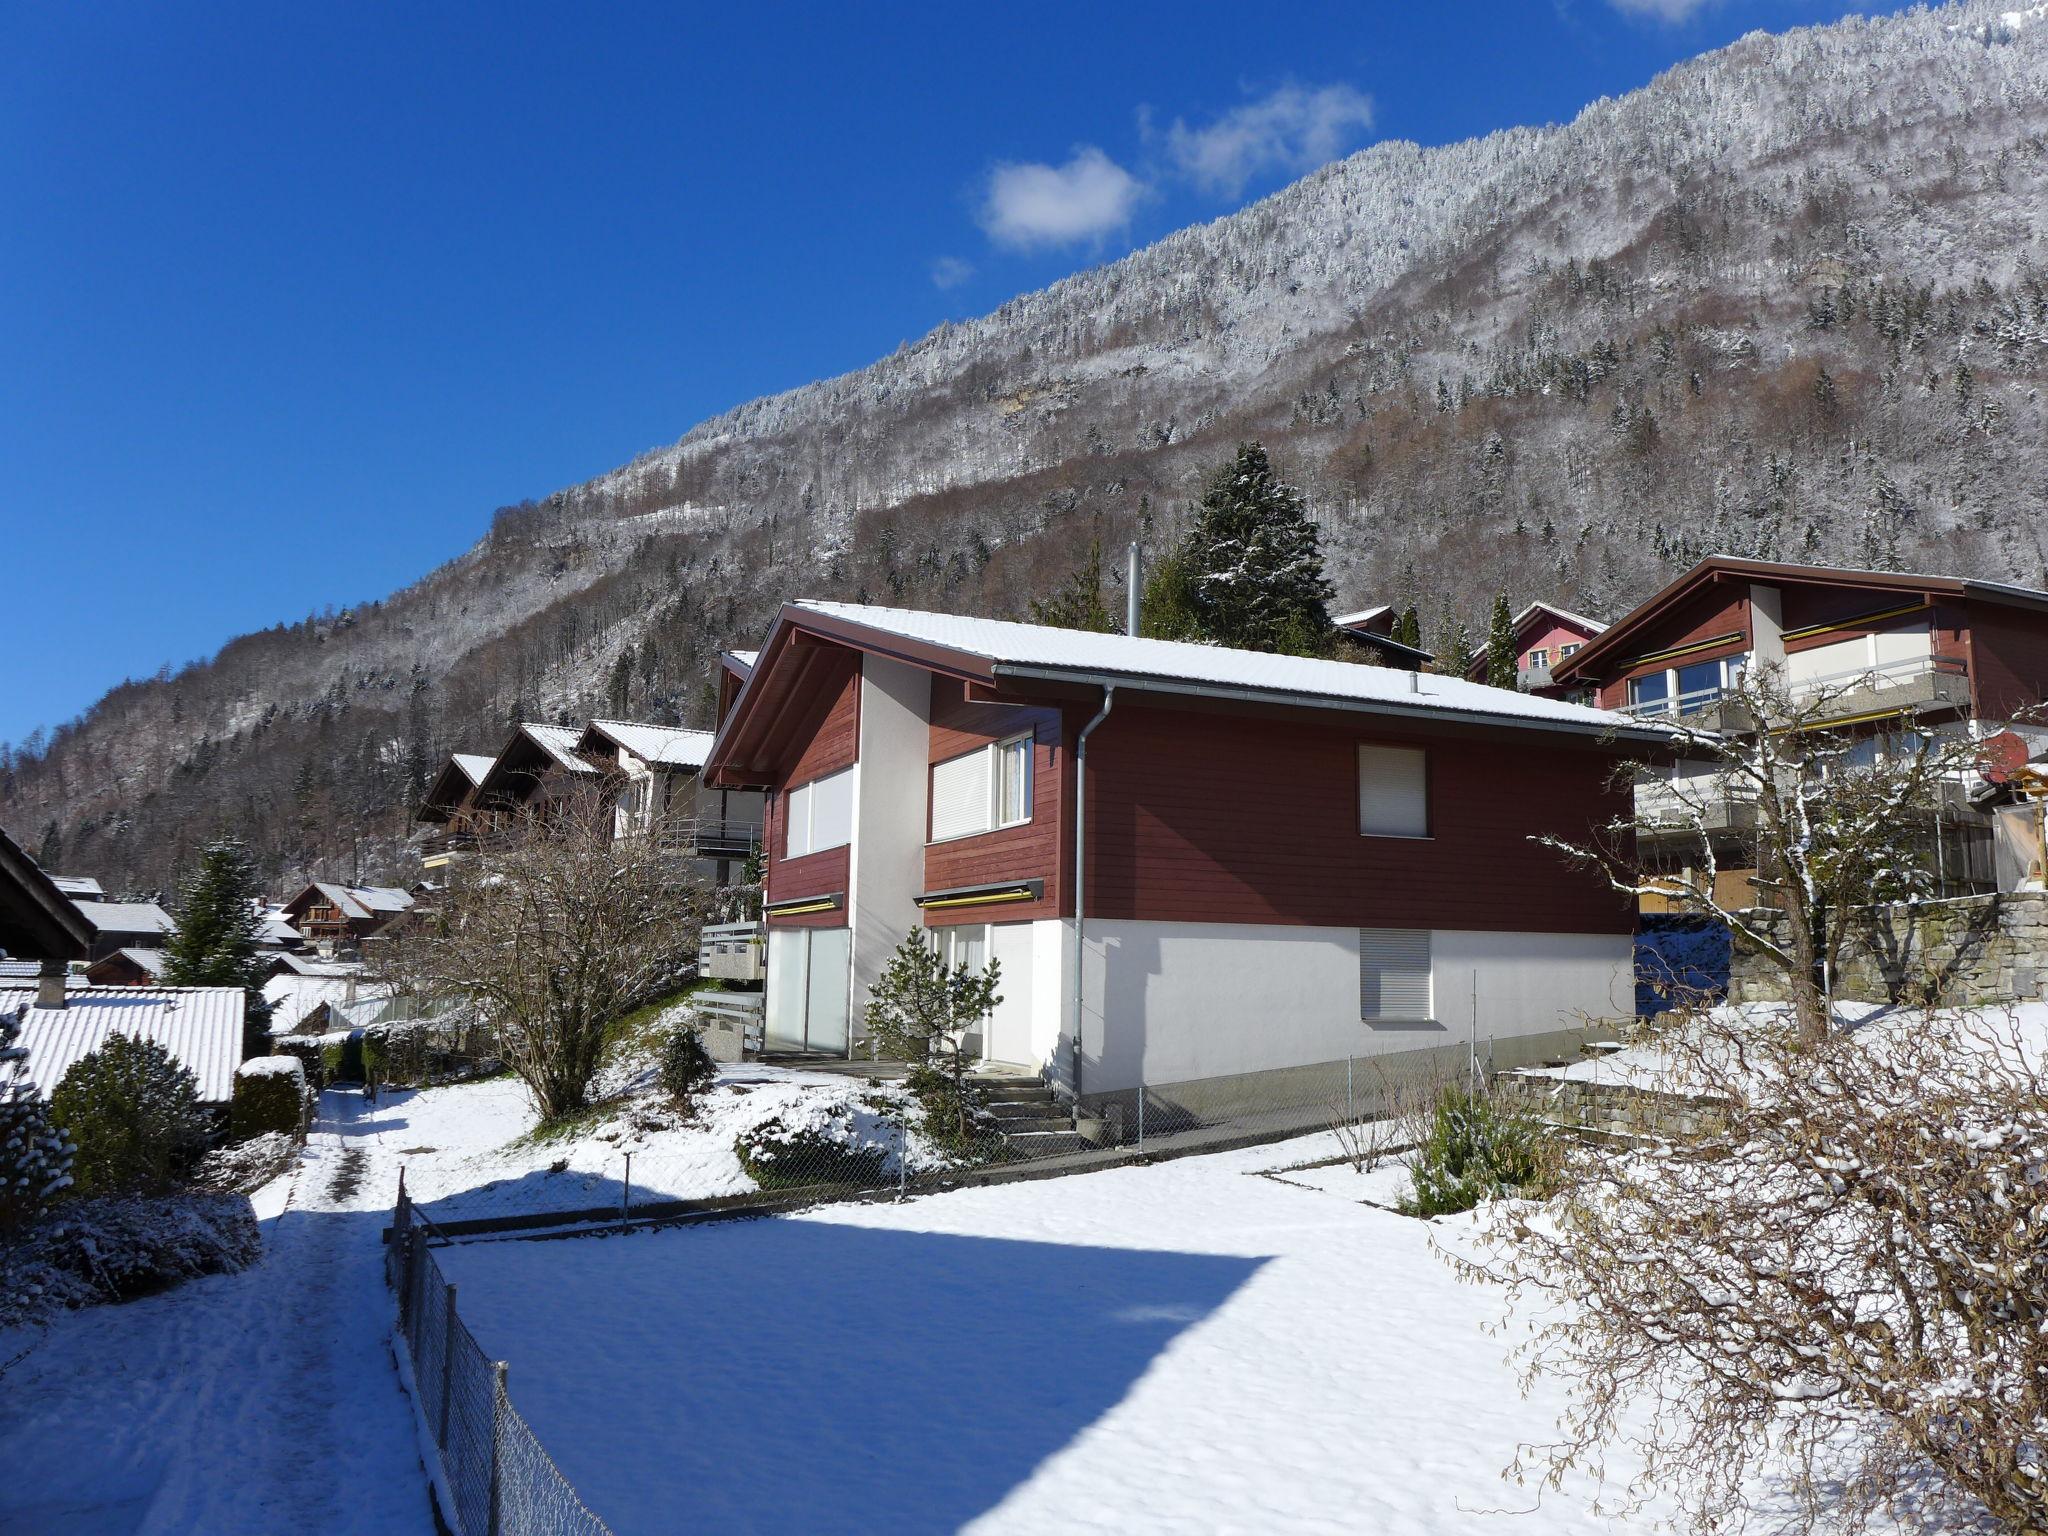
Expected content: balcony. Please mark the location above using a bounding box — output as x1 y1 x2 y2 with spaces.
1633 782 1759 840
649 816 762 860
1619 655 1970 728
1517 660 1554 691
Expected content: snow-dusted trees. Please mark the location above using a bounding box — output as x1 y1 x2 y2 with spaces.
1483 591 1517 688
376 790 706 1120
1029 535 1119 634
160 839 274 1057
1141 442 1335 654
1457 1002 2048 1534
862 929 1002 1144
0 1010 71 1233
50 1034 207 1197
1542 667 1996 1043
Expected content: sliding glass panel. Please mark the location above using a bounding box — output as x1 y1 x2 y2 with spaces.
804 927 852 1055
765 928 810 1052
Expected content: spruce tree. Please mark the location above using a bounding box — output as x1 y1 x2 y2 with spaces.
1435 618 1476 679
1155 442 1335 654
1483 591 1519 688
1030 536 1118 634
159 840 274 1058
1392 604 1423 651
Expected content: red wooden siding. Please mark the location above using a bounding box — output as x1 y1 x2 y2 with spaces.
1965 600 2048 721
921 678 1066 925
1081 700 1635 934
1593 585 1750 708
763 650 860 930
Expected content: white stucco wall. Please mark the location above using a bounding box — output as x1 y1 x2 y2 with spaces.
847 656 930 1038
1066 919 1632 1095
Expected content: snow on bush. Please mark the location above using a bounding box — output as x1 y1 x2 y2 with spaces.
733 1097 892 1191
230 1056 306 1143
656 1026 717 1109
49 1033 208 1197
0 1008 72 1236
197 1130 301 1195
0 1192 261 1327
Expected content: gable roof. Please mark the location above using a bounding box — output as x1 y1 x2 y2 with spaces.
73 900 174 937
721 649 758 679
708 600 1665 782
1553 556 2048 683
282 882 414 924
579 719 717 770
1512 600 1607 637
50 875 105 901
0 985 245 1103
469 722 598 806
418 751 501 824
0 826 92 962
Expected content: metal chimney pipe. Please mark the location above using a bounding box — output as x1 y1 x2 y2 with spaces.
1125 541 1142 637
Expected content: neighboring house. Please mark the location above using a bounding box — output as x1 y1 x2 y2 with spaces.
0 823 92 1008
255 903 303 950
468 723 600 823
414 751 498 872
717 650 758 722
264 968 381 1035
71 899 175 962
574 719 764 882
1331 606 1435 671
280 882 415 955
85 947 168 986
703 601 1664 1122
50 875 106 903
1552 555 2048 904
0 984 245 1108
1465 602 1608 695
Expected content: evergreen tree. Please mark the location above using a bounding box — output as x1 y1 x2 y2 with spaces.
1392 604 1423 651
1030 536 1118 634
1153 442 1335 654
1435 617 1476 679
0 1008 72 1232
1137 542 1204 642
1483 591 1519 688
50 1034 206 1196
861 929 1002 1144
159 840 274 1058
607 645 635 716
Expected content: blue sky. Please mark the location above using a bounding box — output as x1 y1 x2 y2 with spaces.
0 0 1904 747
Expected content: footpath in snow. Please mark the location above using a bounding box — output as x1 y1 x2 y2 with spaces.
438 1135 1684 1536
0 1091 435 1536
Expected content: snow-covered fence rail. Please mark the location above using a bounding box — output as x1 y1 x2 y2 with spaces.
388 1182 614 1536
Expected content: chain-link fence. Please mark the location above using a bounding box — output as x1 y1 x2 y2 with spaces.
389 1185 615 1536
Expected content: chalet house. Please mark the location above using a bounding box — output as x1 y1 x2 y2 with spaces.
1331 606 1435 670
1465 601 1608 695
414 752 497 871
85 947 167 986
1551 556 2048 904
280 882 415 956
703 601 1665 1122
50 875 105 903
573 720 764 882
71 899 175 962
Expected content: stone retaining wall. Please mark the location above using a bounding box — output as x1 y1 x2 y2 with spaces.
1494 1069 1728 1141
1727 892 2048 1007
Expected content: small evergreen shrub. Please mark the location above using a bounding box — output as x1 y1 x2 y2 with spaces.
268 1036 326 1088
904 1064 996 1157
658 1025 718 1108
0 1010 72 1235
320 1038 346 1080
735 1105 886 1190
50 1034 209 1197
1402 1084 1555 1218
230 1057 306 1143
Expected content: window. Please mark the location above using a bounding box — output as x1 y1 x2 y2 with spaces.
1360 928 1432 1022
1560 642 1580 658
1629 671 1670 712
1528 647 1549 670
929 733 1034 842
785 765 855 858
1358 744 1429 838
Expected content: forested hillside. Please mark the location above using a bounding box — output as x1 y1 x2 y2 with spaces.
7 1 2047 896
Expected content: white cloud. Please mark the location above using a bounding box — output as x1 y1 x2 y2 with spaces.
1160 83 1376 198
930 255 975 289
1606 0 1717 20
978 147 1149 251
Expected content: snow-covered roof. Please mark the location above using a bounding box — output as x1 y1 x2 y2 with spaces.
788 600 1662 740
1512 600 1607 635
264 971 376 1034
1 985 246 1103
95 947 167 978
452 753 496 786
50 875 104 901
1330 605 1391 628
268 951 363 978
301 883 414 922
521 723 598 775
724 649 759 675
72 900 174 936
255 905 301 947
584 720 717 769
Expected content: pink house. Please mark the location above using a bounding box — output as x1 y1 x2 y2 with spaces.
1467 601 1607 695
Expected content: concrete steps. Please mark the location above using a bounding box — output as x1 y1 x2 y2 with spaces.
970 1073 1087 1156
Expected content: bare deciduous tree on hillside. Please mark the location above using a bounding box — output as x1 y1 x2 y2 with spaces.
1541 665 2000 1043
375 790 705 1120
1451 1002 2048 1535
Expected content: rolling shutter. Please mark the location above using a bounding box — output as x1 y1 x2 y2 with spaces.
785 782 813 858
930 749 992 842
809 766 855 853
1360 928 1432 1021
1358 744 1429 837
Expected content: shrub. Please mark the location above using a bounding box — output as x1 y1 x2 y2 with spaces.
230 1057 306 1143
0 1191 261 1325
196 1130 300 1194
1402 1084 1553 1217
268 1035 327 1089
735 1104 887 1191
0 1009 72 1235
657 1026 717 1108
319 1037 346 1079
904 1064 996 1157
50 1034 209 1197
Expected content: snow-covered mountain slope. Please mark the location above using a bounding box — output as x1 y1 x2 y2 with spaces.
8 0 2048 893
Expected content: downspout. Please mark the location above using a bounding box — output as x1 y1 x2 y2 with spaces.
1070 684 1116 1114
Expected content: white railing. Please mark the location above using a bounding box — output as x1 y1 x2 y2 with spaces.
1786 653 1966 701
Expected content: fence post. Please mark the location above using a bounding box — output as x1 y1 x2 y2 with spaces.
440 1281 457 1444
897 1114 907 1201
489 1362 508 1536
621 1150 632 1230
1347 1056 1355 1124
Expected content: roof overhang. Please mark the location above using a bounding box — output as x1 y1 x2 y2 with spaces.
0 824 91 961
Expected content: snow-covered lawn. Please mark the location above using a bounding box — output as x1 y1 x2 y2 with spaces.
0 1093 435 1536
436 1136 1683 1535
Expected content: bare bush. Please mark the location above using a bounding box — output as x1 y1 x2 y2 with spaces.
376 790 706 1120
1451 1003 2048 1533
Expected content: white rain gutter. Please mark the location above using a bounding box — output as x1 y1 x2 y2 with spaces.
1069 683 1116 1111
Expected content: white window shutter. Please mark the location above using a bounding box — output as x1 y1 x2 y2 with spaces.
1360 929 1432 1020
810 767 855 852
1358 744 1429 837
930 750 992 841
